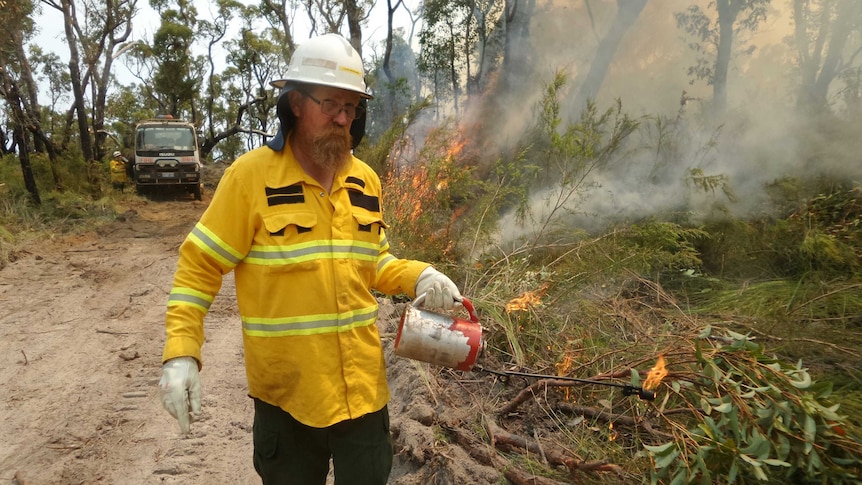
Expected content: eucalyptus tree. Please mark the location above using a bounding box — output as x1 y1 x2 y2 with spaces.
213 5 287 160
675 0 770 118
498 0 535 97
418 0 505 116
571 0 648 112
143 0 200 119
300 0 373 56
0 0 41 203
259 0 300 61
793 0 862 115
42 0 136 165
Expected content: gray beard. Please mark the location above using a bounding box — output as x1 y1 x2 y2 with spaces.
311 127 352 171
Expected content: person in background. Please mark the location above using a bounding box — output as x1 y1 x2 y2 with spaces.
157 33 461 485
109 150 131 192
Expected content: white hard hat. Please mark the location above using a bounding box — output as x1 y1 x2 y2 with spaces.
270 34 372 99
113 151 121 158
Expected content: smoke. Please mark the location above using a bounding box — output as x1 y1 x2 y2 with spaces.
462 0 862 251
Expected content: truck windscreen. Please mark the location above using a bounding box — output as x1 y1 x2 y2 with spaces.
137 127 195 151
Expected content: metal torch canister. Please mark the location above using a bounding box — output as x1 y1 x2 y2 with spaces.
394 293 484 371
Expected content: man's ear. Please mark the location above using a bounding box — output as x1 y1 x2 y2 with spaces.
287 90 304 117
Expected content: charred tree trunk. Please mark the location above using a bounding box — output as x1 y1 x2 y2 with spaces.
13 124 41 205
2 78 42 205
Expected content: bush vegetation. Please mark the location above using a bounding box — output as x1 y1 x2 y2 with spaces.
368 72 862 483
3 71 861 483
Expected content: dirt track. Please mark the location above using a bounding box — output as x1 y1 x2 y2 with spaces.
0 195 504 484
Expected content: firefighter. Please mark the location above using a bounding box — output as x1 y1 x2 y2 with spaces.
109 150 130 191
158 33 461 485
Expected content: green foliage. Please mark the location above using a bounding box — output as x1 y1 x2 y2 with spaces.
618 220 709 275
503 71 639 251
694 181 862 282
674 1 769 85
644 329 862 484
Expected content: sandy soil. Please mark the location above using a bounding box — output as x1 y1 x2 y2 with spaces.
0 193 507 485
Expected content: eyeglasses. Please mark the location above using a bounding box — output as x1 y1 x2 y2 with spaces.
303 92 365 120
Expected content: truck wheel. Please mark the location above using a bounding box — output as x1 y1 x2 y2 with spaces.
193 184 202 201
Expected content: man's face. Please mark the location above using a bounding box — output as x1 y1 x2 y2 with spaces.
293 86 362 172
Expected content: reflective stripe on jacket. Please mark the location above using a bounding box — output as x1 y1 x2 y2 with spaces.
162 143 429 428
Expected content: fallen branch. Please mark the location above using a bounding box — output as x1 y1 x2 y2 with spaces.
96 328 133 335
447 425 570 485
554 404 638 427
486 418 625 479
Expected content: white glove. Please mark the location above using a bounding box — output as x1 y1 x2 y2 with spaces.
158 356 202 434
415 267 462 310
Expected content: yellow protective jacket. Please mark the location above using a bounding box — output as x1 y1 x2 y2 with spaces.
110 159 128 184
162 143 429 428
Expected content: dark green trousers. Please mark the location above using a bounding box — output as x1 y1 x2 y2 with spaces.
252 398 393 485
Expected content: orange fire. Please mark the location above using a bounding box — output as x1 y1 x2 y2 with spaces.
555 350 574 376
445 139 466 160
505 283 550 314
643 355 668 391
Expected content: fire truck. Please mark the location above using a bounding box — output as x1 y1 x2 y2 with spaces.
132 115 203 200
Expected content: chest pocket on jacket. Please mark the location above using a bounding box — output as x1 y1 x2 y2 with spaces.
351 210 387 245
260 211 320 273
263 211 317 237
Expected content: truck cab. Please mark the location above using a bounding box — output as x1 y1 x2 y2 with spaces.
133 115 203 200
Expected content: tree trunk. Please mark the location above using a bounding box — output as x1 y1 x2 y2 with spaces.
812 0 858 107
572 0 648 112
500 0 535 96
344 0 364 58
59 0 95 166
713 0 740 118
15 124 41 205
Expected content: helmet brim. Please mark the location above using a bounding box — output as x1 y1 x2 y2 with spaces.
269 79 373 99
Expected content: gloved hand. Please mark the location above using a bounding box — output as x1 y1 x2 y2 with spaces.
415 267 462 310
158 356 202 434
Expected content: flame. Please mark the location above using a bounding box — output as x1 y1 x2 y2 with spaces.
505 283 550 314
608 421 618 441
555 351 573 376
557 351 575 402
643 355 668 391
445 139 466 160
407 171 430 221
